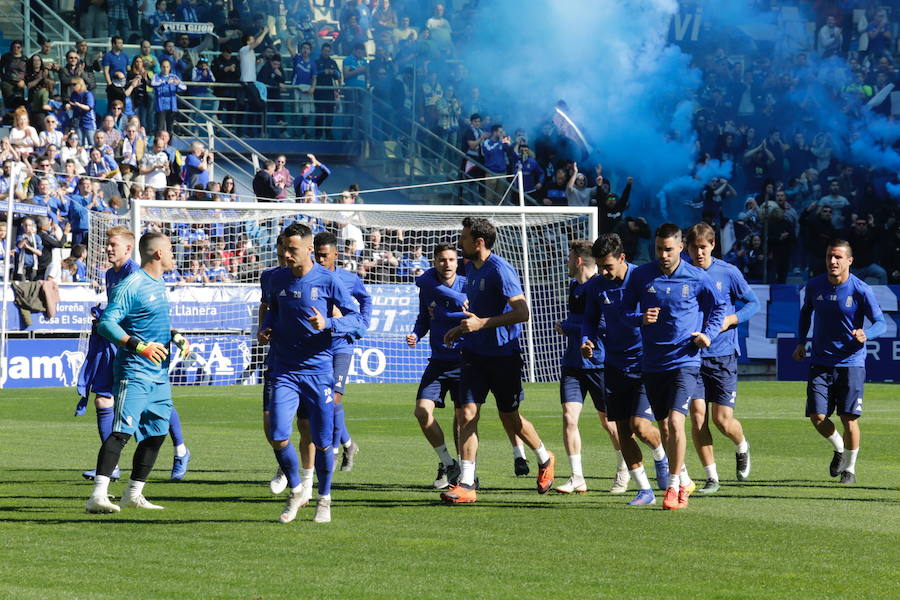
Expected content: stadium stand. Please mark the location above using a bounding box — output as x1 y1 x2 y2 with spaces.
1 0 899 293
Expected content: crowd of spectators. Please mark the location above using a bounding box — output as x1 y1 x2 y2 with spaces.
434 1 900 285
3 1 900 288
679 3 900 284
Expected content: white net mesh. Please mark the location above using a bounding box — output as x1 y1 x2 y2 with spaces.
87 199 595 384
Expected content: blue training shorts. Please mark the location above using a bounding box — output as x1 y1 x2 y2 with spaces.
643 366 700 418
262 369 273 412
416 359 461 408
460 350 524 413
806 365 865 418
559 366 606 412
696 354 739 407
332 351 352 396
605 365 656 422
270 371 335 448
112 376 173 442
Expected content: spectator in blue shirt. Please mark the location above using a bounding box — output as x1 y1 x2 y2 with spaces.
68 77 96 146
867 9 893 59
175 0 200 29
515 144 544 195
162 268 183 284
188 59 217 115
183 141 212 191
293 153 331 200
399 245 430 280
69 244 88 281
62 192 91 245
481 124 516 203
102 36 129 86
343 44 368 89
288 39 317 137
146 0 174 44
205 258 231 282
158 40 188 79
14 217 42 281
152 58 187 135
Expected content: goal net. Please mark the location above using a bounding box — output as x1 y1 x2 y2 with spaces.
85 196 596 386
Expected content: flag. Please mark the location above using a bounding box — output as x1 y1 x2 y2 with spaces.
552 100 592 160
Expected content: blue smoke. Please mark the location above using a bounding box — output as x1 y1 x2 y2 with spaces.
461 0 700 223
656 159 733 219
460 0 899 225
887 182 900 199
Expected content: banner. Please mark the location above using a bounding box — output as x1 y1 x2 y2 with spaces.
3 283 898 387
167 335 430 387
1 339 82 388
159 21 217 36
776 337 900 382
0 201 49 216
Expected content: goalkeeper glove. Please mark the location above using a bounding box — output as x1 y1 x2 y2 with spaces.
125 337 168 364
171 331 192 360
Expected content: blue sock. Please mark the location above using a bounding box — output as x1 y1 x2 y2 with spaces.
274 444 301 489
333 402 350 447
96 406 113 442
315 447 334 496
169 406 185 447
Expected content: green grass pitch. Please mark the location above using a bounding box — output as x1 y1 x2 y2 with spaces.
1 382 898 599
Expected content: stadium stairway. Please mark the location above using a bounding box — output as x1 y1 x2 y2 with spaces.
0 0 22 47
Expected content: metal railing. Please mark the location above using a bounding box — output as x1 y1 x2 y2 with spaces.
171 82 366 142
172 95 270 194
22 0 83 56
363 92 541 206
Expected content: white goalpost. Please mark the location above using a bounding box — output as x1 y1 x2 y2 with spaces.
74 178 596 388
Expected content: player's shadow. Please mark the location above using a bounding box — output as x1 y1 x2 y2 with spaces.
164 479 276 486
728 479 898 492
422 499 596 510
329 482 560 495
0 518 275 525
690 493 899 504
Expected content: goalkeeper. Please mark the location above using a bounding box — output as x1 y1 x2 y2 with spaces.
76 226 190 483
84 233 191 514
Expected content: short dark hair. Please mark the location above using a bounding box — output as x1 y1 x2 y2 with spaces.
490 124 502 134
685 222 715 246
321 43 332 50
70 244 87 259
655 222 682 240
569 239 593 261
139 232 167 260
433 242 456 257
470 113 481 121
283 222 312 240
314 231 338 248
592 233 624 260
462 217 496 249
827 239 853 257
111 36 122 45
300 41 312 50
